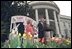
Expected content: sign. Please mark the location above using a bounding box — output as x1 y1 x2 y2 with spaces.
11 16 25 23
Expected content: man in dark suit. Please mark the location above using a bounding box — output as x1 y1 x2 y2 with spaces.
38 16 53 44
38 16 45 43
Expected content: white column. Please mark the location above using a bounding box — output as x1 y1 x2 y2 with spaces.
45 9 50 25
45 9 50 38
60 21 65 38
58 15 62 38
35 9 39 24
53 11 61 38
10 18 12 32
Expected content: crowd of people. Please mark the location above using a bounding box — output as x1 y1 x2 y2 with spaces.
21 16 52 44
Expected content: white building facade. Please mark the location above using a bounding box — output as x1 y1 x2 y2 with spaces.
59 15 71 38
28 1 71 38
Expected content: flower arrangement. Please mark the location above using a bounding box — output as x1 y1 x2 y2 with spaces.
1 33 71 48
50 37 63 44
23 32 33 40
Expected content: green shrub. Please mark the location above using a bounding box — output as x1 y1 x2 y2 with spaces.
1 36 71 48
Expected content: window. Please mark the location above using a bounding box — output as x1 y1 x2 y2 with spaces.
38 8 45 19
70 30 71 33
64 29 68 38
48 9 54 20
63 22 66 28
50 21 56 32
69 23 71 28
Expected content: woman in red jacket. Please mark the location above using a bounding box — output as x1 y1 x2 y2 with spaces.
25 20 34 40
